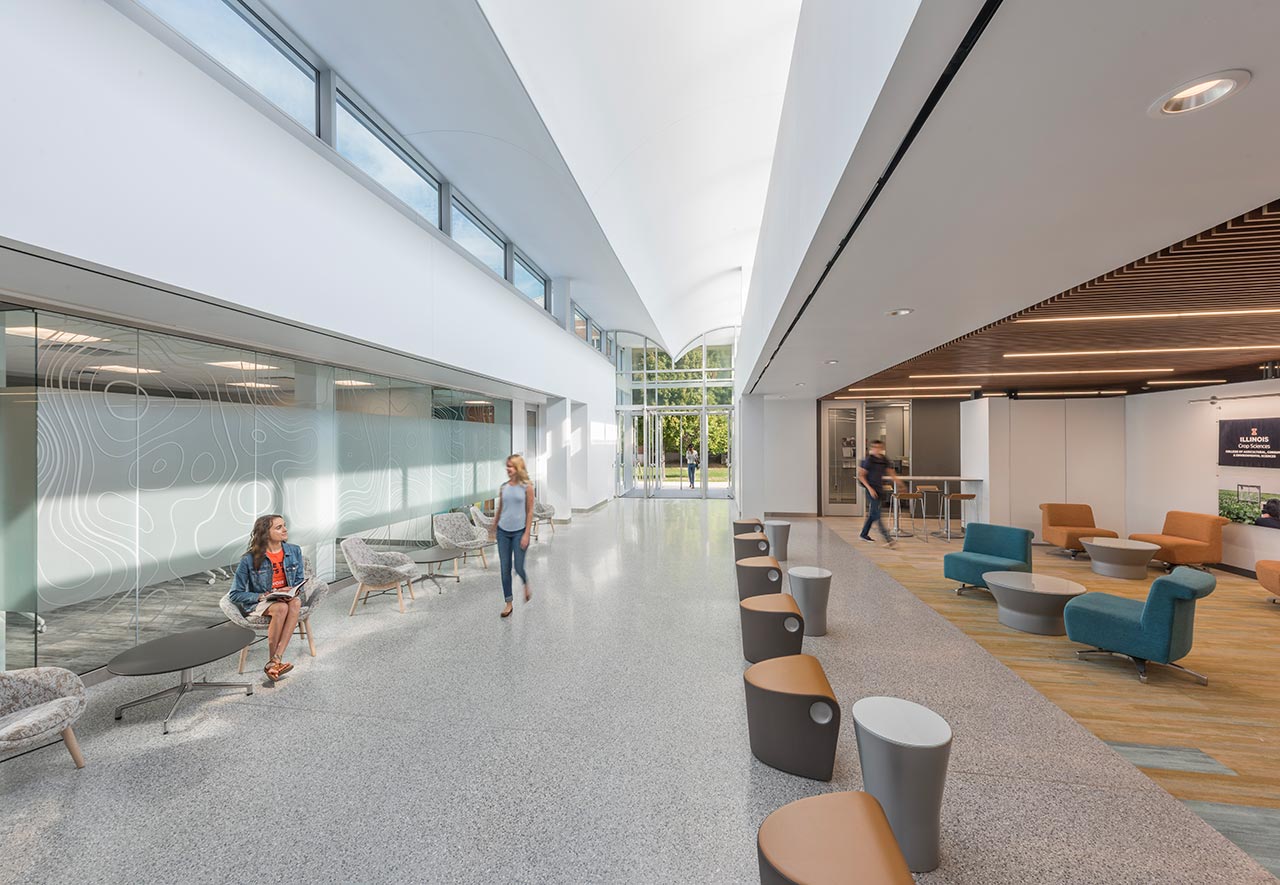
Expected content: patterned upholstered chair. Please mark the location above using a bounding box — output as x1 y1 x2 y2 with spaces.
340 537 420 615
469 505 494 531
532 500 556 539
219 557 332 672
433 512 494 568
0 668 87 769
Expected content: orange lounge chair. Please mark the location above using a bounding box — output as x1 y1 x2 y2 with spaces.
1130 511 1229 569
1039 503 1118 557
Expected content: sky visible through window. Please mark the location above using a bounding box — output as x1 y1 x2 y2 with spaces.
512 258 546 306
451 202 505 277
139 0 316 131
336 99 440 226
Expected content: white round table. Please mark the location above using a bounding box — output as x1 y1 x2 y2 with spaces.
787 566 832 635
981 571 1087 635
763 519 791 560
1081 537 1159 579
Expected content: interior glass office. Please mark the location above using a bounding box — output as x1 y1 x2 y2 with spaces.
0 305 510 675
614 327 735 499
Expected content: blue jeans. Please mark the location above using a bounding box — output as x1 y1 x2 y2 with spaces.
496 526 528 601
688 463 696 487
860 490 891 542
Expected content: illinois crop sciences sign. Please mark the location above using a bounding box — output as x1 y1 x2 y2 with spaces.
1219 418 1280 467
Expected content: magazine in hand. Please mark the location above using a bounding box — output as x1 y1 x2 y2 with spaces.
251 578 308 617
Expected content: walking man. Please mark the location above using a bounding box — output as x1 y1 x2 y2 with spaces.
858 439 900 547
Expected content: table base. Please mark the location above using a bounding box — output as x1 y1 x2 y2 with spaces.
114 667 254 735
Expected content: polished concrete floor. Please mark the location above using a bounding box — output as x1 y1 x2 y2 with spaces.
0 501 1273 884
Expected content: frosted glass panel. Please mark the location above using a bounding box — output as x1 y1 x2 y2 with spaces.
1 308 38 670
336 373 391 538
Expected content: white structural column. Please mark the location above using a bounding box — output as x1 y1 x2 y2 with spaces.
569 402 589 510
736 394 766 518
545 397 572 522
0 332 38 670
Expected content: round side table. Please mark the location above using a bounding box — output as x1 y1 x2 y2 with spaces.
1081 537 1159 579
787 566 832 636
763 519 792 560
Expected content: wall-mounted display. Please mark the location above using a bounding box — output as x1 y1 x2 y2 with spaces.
1218 417 1280 467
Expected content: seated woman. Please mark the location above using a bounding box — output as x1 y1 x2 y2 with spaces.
229 514 306 681
1256 498 1280 530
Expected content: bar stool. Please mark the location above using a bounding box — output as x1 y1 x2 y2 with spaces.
894 488 924 541
915 485 942 537
943 492 976 541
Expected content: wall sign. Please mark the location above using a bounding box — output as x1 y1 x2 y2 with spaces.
1219 417 1280 467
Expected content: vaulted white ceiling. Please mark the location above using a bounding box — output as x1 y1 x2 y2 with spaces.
477 0 802 352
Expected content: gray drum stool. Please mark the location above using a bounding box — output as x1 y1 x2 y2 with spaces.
734 531 771 562
744 654 840 781
734 517 764 535
787 566 833 636
737 556 783 601
739 594 804 663
852 697 952 873
763 520 791 560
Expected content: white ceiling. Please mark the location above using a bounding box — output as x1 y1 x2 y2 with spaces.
262 0 661 340
748 0 1280 396
476 0 802 353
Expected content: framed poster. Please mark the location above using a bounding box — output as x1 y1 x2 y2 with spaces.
1218 418 1280 467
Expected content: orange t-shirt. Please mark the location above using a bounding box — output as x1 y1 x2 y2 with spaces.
265 548 287 590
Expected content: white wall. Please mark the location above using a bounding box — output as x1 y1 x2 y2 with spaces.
761 398 818 514
737 395 766 518
1126 378 1280 570
0 0 617 510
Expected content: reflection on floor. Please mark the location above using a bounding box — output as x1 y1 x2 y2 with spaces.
1 501 1271 883
619 486 732 499
824 517 1280 876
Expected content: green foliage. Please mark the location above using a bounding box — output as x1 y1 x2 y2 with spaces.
1217 488 1280 524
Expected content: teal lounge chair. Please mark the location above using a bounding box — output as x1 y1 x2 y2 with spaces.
941 523 1033 596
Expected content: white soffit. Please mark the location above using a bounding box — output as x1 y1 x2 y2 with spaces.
749 0 1280 395
263 0 660 339
477 0 803 353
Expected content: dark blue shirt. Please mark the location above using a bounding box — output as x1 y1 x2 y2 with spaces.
860 453 889 493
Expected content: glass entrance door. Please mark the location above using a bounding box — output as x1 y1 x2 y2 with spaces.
820 401 862 516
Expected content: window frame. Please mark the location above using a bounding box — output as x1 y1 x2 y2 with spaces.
450 193 508 276
512 249 551 311
572 305 590 342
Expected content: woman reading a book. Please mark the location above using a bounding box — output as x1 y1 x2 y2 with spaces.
229 514 306 681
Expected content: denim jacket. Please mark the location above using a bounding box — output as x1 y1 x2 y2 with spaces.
229 542 305 615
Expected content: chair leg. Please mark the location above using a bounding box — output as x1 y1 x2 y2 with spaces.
61 727 85 769
238 646 249 674
1163 661 1208 685
301 620 316 657
396 582 405 614
479 547 489 569
549 520 555 534
349 584 364 616
406 577 417 600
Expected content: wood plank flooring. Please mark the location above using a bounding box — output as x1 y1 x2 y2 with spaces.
822 517 1280 810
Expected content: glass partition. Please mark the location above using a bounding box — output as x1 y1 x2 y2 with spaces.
10 309 512 673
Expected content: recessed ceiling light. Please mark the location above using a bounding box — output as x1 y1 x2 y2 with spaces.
334 379 374 387
795 382 806 388
1005 344 1280 358
6 326 107 344
886 308 914 318
208 360 279 371
1016 307 1280 324
910 368 1173 379
824 359 840 365
88 365 159 375
1017 390 1127 397
1151 70 1249 116
227 381 279 389
1145 379 1227 386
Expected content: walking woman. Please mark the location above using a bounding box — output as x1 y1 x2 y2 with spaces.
490 454 535 618
229 514 306 681
686 443 699 489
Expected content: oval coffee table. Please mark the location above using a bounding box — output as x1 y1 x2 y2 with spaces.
981 571 1087 635
1081 537 1159 579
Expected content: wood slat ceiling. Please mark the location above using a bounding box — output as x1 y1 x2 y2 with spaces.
829 200 1280 400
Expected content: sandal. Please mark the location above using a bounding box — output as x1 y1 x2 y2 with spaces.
275 660 294 677
500 601 513 618
264 660 282 682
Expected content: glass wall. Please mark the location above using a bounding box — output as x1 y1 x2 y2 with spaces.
613 328 737 498
1 309 510 674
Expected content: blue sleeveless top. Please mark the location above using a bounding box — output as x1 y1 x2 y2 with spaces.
498 482 528 531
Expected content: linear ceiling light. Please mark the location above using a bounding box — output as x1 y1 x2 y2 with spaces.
227 381 279 389
6 326 107 344
463 400 492 405
910 368 1173 379
1005 344 1280 358
208 360 279 371
1017 390 1127 397
1146 379 1227 385
833 393 969 400
846 385 975 392
334 379 374 387
1014 307 1280 324
88 365 159 375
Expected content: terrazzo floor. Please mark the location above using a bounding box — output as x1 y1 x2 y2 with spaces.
0 500 1274 884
